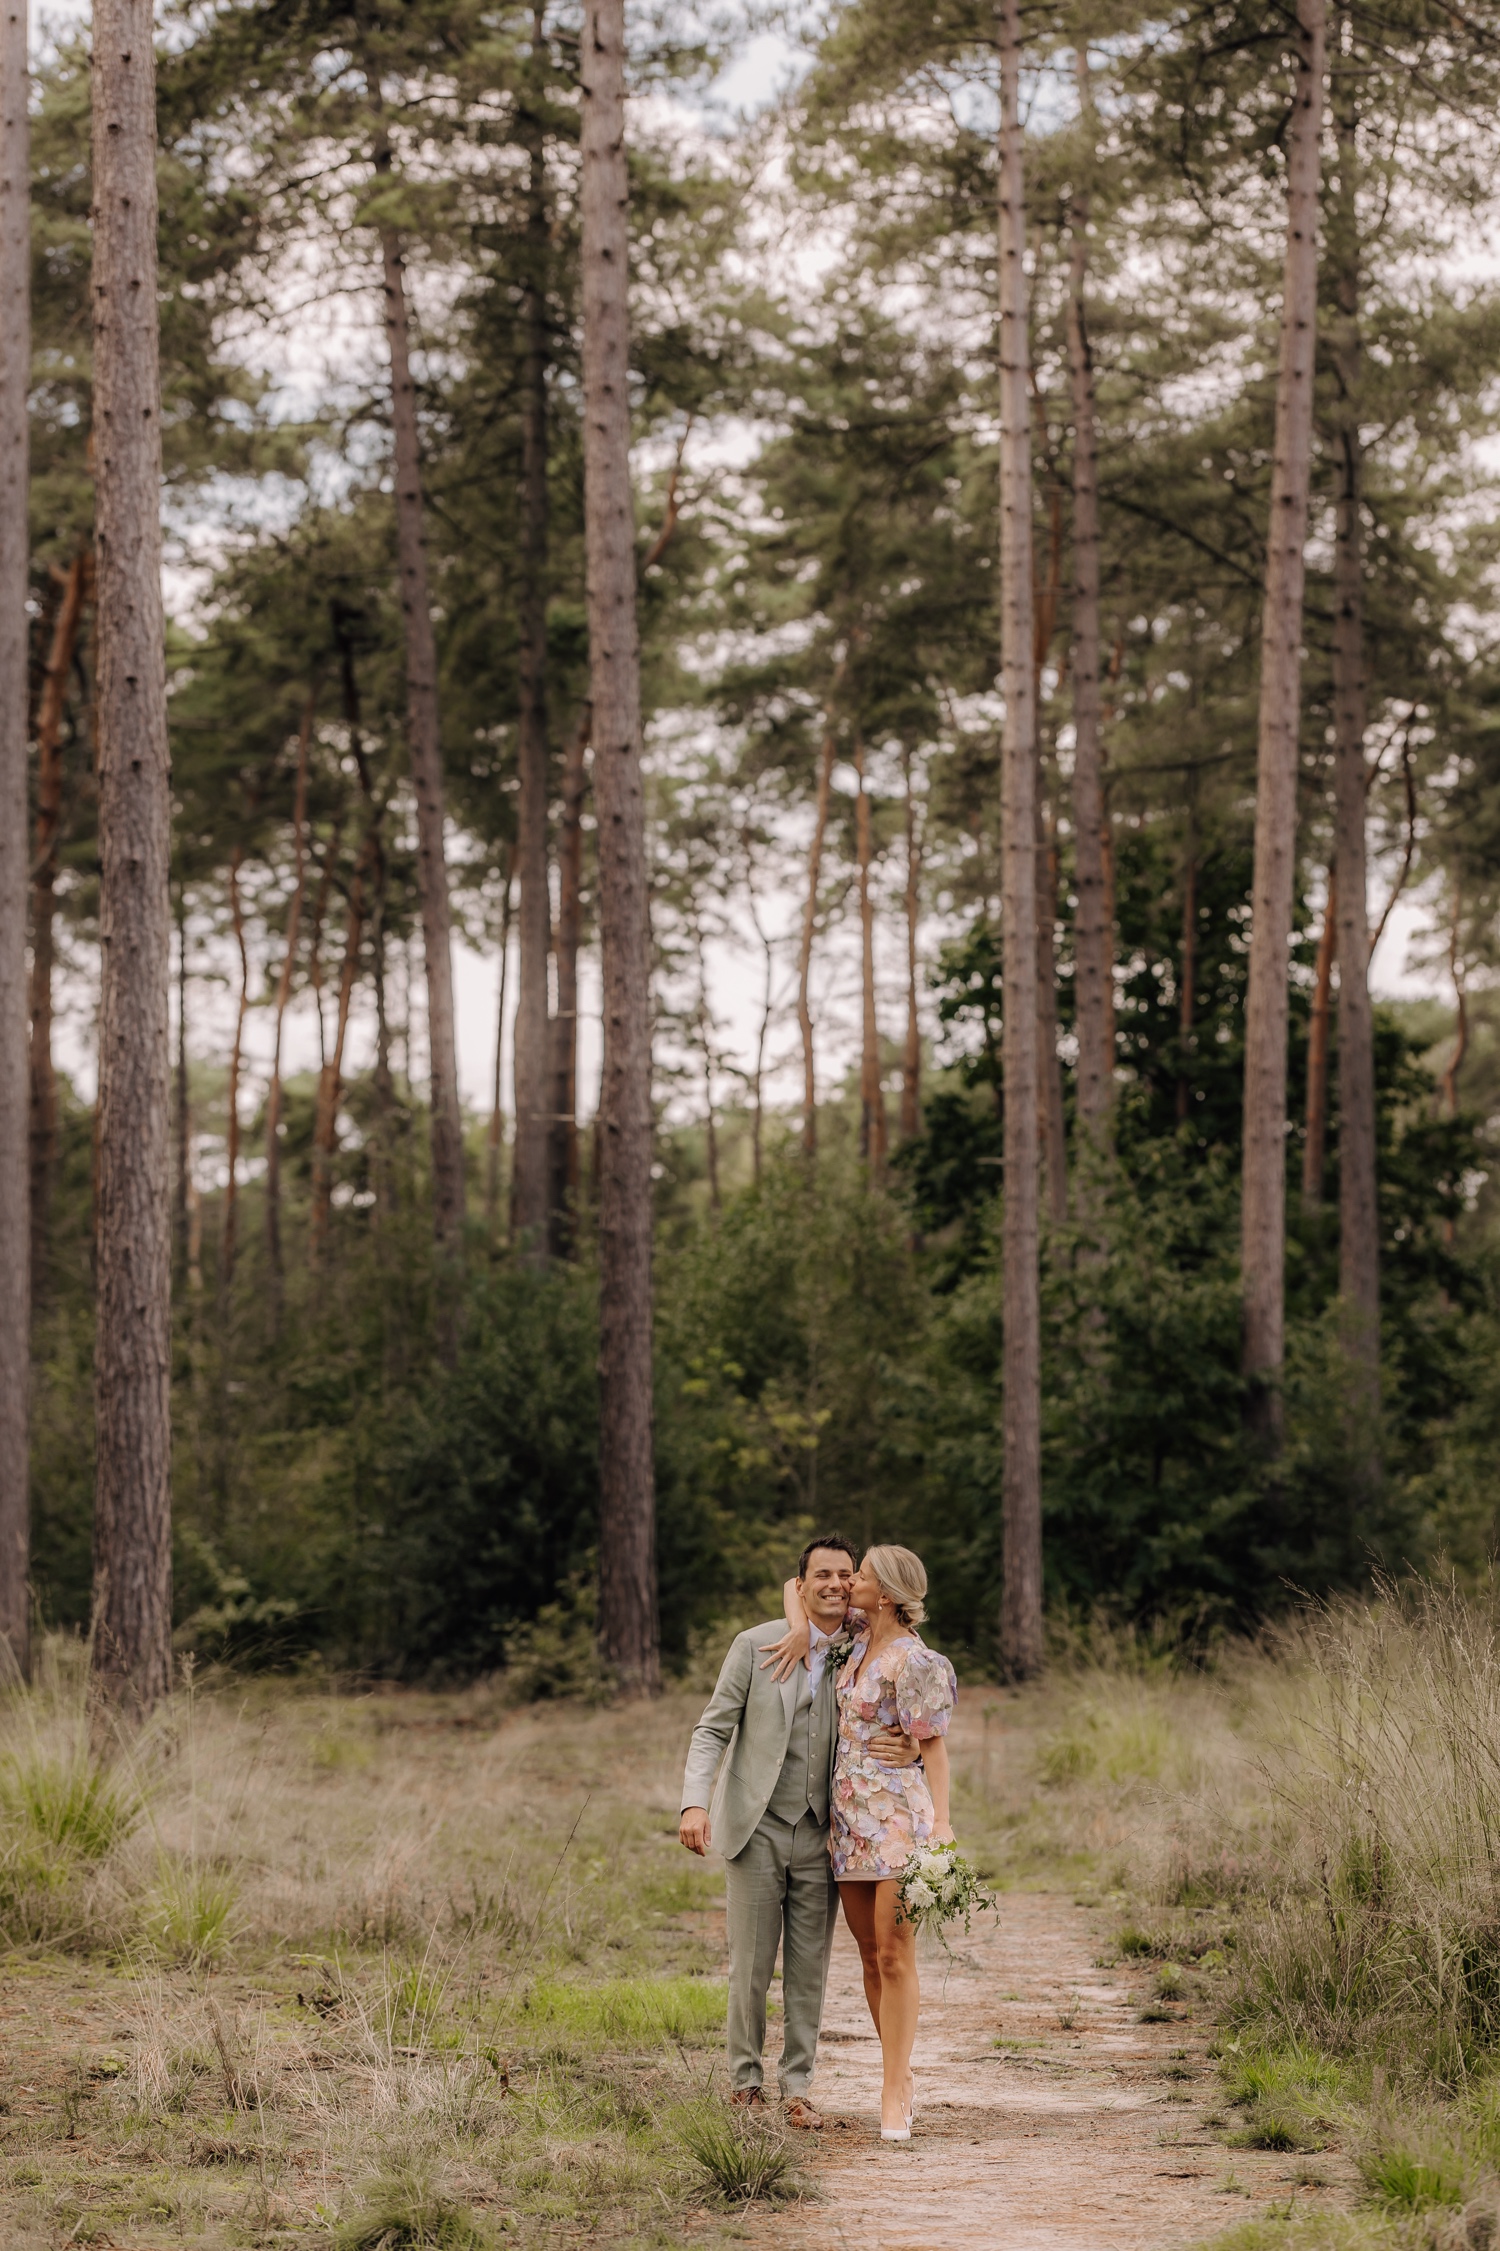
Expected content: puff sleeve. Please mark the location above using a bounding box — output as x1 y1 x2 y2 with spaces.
894 1644 956 1741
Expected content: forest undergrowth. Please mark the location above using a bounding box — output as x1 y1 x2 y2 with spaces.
10 1585 1500 2246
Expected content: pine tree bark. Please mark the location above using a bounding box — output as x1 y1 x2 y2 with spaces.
1036 790 1067 1225
219 843 249 1303
549 706 589 1253
998 0 1043 1682
581 0 659 1696
174 892 190 1290
1240 0 1326 1441
0 0 29 1677
1066 51 1113 1154
1176 818 1197 1125
901 747 922 1141
854 740 887 1175
264 691 314 1323
374 144 466 1258
797 721 838 1157
487 849 513 1241
1302 868 1336 1210
90 0 173 1709
1329 31 1379 1465
745 851 774 1187
511 32 552 1257
29 548 89 1314
311 843 371 1266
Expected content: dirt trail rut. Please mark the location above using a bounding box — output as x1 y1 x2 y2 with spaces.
751 1891 1354 2251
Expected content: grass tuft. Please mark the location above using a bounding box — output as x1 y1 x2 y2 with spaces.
1360 2146 1466 2212
675 2099 800 2203
335 2164 492 2249
142 1856 241 1964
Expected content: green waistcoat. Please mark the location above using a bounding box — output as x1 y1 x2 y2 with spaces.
764 1662 834 1826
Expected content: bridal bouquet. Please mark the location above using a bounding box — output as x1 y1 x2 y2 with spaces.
895 1843 995 1941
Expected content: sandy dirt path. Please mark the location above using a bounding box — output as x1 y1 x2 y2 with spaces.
749 1890 1355 2251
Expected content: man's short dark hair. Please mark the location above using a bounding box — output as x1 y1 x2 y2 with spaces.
797 1533 858 1580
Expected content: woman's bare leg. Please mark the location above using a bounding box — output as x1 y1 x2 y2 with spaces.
838 1879 919 2129
870 1879 919 2129
838 1881 884 2035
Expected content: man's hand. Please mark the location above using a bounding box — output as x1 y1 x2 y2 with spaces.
679 1807 712 1856
868 1727 921 1767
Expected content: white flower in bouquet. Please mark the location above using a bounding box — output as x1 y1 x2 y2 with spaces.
894 1841 996 1945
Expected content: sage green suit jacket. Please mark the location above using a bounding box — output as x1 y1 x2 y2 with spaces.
680 1621 836 1865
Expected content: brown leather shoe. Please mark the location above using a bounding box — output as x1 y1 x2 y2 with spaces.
727 2087 766 2109
782 2097 824 2130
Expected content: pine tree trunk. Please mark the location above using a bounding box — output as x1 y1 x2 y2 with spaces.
997 0 1043 1682
265 691 314 1324
311 845 371 1266
695 928 720 1216
487 850 513 1241
1066 54 1113 1154
580 0 659 1696
549 705 589 1254
29 548 89 1314
307 813 340 1072
511 38 552 1258
1036 790 1067 1225
797 723 837 1157
1240 0 1326 1441
219 844 249 1303
375 164 466 1257
174 892 190 1290
1329 31 1379 1464
854 740 887 1175
90 0 173 1709
1302 868 1336 1210
901 747 922 1141
1176 821 1197 1125
0 0 29 1677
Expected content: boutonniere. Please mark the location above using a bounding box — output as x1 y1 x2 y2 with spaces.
825 1628 856 1671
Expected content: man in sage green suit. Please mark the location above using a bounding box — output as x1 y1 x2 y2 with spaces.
678 1535 919 2125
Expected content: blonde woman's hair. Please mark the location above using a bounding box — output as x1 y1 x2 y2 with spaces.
864 1545 927 1629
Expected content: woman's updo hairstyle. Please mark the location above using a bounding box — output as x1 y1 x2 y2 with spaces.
864 1544 927 1629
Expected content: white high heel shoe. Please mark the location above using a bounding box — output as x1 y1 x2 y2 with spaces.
881 2079 916 2141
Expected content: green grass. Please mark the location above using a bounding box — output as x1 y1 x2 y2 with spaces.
336 2165 492 2249
1360 2147 1465 2212
515 1974 727 2047
0 1747 140 1864
142 1857 242 1965
675 2100 800 2204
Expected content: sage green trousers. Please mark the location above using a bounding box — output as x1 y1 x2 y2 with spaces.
724 1806 838 2098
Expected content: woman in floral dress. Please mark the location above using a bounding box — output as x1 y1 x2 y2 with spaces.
780 1544 956 2140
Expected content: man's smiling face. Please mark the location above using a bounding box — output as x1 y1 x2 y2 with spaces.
798 1547 854 1633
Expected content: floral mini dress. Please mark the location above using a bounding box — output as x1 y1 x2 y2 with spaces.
829 1629 957 1881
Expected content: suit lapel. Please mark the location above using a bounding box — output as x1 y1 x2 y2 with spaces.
779 1662 799 1732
